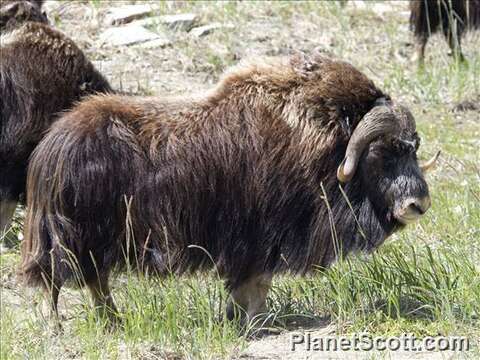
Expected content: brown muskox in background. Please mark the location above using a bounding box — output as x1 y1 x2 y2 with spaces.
0 0 47 32
0 0 112 236
410 0 480 63
20 52 436 322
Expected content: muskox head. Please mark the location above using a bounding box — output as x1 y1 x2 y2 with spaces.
0 0 47 32
337 99 438 226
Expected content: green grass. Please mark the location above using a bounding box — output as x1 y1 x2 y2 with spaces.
1 1 479 359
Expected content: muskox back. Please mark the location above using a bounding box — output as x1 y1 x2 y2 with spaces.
0 19 112 235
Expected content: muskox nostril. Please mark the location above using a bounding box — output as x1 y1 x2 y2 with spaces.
407 197 431 215
408 202 424 215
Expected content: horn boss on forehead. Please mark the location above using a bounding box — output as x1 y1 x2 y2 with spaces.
337 104 402 183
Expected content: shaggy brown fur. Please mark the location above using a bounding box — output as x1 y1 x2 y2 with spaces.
0 17 112 236
21 52 431 321
0 0 47 32
409 0 480 63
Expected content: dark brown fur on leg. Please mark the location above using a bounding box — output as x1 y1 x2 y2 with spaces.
445 30 465 62
226 274 272 324
411 36 427 65
87 272 118 325
41 275 62 332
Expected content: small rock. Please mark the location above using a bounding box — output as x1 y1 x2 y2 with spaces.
105 4 156 26
190 23 224 37
452 99 480 112
136 13 198 31
161 13 198 31
350 1 393 16
139 37 172 49
99 25 160 47
370 3 393 15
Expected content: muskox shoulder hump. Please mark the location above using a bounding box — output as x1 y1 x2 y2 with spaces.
205 53 381 108
205 56 300 104
17 22 81 55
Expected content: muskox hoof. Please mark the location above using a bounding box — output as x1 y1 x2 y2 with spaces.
43 314 64 335
225 300 246 323
225 300 276 336
247 325 281 340
93 305 122 331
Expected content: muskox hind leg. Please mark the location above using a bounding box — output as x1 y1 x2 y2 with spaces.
40 275 63 332
226 274 272 323
86 271 118 325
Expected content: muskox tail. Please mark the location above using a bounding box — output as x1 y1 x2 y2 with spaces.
19 106 145 288
19 129 81 288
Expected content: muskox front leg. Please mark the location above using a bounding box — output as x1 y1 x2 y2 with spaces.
411 36 427 66
87 272 118 324
226 274 272 323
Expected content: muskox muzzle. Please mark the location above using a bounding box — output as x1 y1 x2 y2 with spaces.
394 195 431 225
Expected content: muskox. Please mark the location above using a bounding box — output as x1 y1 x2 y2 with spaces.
0 1 112 235
410 0 480 63
20 53 436 322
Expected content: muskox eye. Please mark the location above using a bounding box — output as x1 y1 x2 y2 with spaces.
391 137 402 152
383 156 395 170
391 137 416 155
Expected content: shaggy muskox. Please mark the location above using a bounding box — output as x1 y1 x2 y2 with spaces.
0 1 112 235
20 53 436 322
410 0 480 63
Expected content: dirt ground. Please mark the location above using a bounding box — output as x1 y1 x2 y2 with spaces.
42 0 412 95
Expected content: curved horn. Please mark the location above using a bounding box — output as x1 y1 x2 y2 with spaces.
420 150 440 173
337 105 397 183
